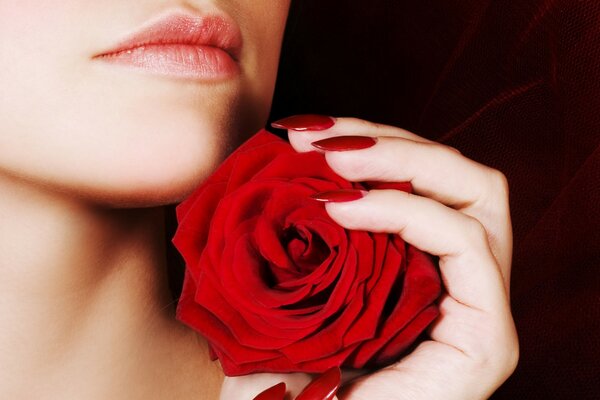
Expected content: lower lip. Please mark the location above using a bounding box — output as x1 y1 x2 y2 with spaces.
94 44 240 80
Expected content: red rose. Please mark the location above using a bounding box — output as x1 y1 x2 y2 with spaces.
172 129 441 376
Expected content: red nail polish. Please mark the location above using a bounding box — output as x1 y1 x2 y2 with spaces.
253 382 286 400
311 135 377 151
295 367 342 400
271 114 335 131
310 189 368 203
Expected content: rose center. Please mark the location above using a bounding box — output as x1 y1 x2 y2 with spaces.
282 224 330 275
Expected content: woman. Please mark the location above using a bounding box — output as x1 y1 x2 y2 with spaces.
0 1 517 399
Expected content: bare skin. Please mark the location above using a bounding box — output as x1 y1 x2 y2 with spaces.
0 174 222 399
0 1 290 399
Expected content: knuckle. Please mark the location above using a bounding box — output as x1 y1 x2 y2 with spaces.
489 169 510 196
327 152 376 179
346 117 384 132
432 142 462 157
467 338 519 382
468 319 520 381
463 215 489 247
501 325 520 377
494 338 520 381
326 144 385 180
504 343 520 377
476 168 511 217
444 144 463 155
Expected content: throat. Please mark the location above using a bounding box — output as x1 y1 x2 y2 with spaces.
0 174 222 399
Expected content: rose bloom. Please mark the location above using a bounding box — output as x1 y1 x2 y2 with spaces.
172 129 442 376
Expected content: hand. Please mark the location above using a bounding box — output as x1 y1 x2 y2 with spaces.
292 115 518 399
221 115 518 400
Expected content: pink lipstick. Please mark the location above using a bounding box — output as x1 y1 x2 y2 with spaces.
93 11 242 81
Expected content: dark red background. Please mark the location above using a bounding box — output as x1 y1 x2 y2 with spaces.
166 0 599 398
268 0 599 398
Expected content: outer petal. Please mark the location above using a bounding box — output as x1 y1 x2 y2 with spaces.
176 273 281 364
216 340 361 376
195 264 302 350
172 182 227 271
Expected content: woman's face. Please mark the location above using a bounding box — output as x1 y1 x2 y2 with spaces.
0 1 291 207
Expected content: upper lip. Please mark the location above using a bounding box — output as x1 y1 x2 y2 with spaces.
94 10 243 61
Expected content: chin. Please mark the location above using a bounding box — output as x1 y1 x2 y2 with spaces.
97 146 230 209
73 110 241 208
52 131 231 209
80 163 216 209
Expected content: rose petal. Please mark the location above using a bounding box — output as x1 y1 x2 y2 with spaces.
177 273 282 362
215 342 361 376
342 233 401 346
280 284 366 363
196 266 304 349
224 230 314 309
172 182 228 270
217 229 327 341
228 242 359 334
344 244 441 367
369 304 439 367
226 141 293 193
275 219 345 290
253 185 334 275
252 150 350 188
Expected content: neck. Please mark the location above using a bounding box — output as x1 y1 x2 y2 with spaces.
0 173 222 399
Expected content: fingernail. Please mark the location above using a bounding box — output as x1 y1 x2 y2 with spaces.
252 382 286 400
271 115 335 131
295 367 342 400
310 189 368 203
311 135 377 151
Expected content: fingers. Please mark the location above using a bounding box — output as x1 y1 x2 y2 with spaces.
275 116 500 212
314 189 518 396
313 135 513 290
316 189 508 313
272 116 518 399
273 116 512 292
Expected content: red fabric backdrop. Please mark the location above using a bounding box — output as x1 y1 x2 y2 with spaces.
267 1 599 398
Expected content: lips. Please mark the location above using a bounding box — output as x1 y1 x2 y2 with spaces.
93 11 243 80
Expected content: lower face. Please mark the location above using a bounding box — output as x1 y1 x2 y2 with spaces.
0 1 291 207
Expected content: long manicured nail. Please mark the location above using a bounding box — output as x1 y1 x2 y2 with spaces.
295 367 342 400
311 135 377 151
271 115 335 131
310 189 368 203
252 382 286 400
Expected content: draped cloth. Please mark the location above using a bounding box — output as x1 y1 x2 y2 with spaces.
269 1 600 398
